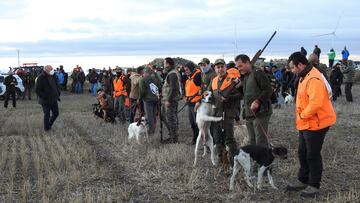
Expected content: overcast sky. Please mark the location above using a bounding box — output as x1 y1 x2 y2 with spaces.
0 0 359 69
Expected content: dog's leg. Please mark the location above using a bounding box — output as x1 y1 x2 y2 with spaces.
229 156 241 190
207 133 216 166
238 151 253 188
267 167 278 189
257 166 267 190
202 130 207 157
193 131 202 167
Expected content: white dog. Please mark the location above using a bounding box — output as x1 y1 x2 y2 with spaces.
193 91 222 167
128 117 148 144
284 93 294 104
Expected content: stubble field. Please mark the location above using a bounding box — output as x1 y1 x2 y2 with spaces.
0 85 359 202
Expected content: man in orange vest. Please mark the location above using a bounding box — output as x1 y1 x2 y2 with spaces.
113 67 128 123
184 62 202 144
286 52 336 197
203 58 242 166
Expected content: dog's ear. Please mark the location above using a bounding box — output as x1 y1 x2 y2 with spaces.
136 119 142 126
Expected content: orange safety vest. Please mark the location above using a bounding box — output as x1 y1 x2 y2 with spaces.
296 67 336 130
227 67 240 78
211 74 233 91
185 69 202 103
113 76 127 97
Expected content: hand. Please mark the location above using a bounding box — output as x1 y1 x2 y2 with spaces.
165 101 171 107
220 96 227 102
250 100 260 112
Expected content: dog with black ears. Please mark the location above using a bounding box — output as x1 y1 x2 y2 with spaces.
229 144 288 190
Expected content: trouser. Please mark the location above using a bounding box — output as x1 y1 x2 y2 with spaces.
161 100 178 141
298 127 329 189
345 83 353 102
4 90 16 108
90 83 98 96
329 59 334 69
114 95 126 123
213 118 238 166
41 102 59 131
143 100 158 134
331 84 341 100
130 98 144 123
23 86 32 100
187 103 199 142
75 82 81 93
246 114 271 147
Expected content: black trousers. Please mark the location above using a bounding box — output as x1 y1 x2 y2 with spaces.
41 102 59 131
331 84 341 100
345 83 353 102
4 90 16 108
187 103 199 142
298 127 329 188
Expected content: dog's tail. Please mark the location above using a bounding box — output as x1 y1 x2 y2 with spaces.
199 115 222 122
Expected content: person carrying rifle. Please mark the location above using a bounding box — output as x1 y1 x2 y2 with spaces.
184 62 202 145
236 54 273 147
196 59 242 166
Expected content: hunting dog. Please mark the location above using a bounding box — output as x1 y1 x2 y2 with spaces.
229 145 288 190
193 91 222 167
128 117 149 144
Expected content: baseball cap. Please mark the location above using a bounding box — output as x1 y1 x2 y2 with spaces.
214 59 226 65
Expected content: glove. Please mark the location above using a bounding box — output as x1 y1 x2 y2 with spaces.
58 98 61 102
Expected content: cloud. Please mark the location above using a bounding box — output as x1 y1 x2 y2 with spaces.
0 0 359 59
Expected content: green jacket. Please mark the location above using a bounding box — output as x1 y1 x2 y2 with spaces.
139 74 162 102
209 73 242 118
242 67 273 119
201 68 216 92
161 67 181 102
327 50 336 60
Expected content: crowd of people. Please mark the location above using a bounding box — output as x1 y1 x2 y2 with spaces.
1 47 357 197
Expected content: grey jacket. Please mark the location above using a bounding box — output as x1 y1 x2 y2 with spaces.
341 62 355 83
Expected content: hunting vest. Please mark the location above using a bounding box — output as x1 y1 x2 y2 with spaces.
185 69 202 103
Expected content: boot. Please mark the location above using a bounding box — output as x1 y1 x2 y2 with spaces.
300 186 319 197
286 179 307 191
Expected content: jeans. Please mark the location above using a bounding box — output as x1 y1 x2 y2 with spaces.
75 82 81 93
114 95 126 122
298 127 329 189
90 83 98 96
42 102 59 131
188 103 199 142
143 100 158 134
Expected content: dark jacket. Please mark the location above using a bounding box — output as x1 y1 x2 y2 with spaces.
242 67 273 119
23 73 34 87
78 71 86 84
87 71 99 84
4 75 18 92
35 71 61 105
330 67 343 86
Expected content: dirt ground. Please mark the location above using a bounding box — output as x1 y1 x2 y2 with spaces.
0 85 359 203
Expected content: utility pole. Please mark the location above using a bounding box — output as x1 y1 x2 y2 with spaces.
17 49 20 67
